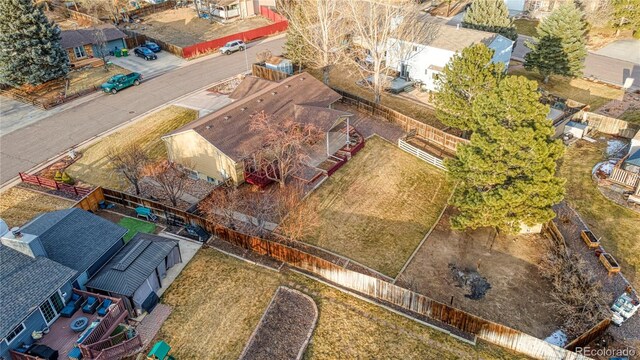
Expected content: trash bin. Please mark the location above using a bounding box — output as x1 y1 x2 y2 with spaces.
115 49 122 57
122 48 128 57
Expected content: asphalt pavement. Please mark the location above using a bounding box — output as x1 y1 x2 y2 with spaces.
0 36 286 186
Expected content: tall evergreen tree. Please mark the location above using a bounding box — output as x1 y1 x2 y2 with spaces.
462 0 517 41
611 0 640 37
525 2 587 79
524 36 570 83
433 44 505 132
0 0 69 86
446 76 565 234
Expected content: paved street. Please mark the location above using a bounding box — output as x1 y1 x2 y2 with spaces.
0 36 285 186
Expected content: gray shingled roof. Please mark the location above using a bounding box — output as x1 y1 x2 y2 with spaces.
21 209 128 275
0 246 76 338
86 233 179 297
60 25 127 49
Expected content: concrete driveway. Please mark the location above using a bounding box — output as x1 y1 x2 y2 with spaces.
108 51 186 78
594 40 640 65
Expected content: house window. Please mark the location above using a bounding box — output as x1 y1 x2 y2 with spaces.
73 46 86 59
5 323 25 344
186 168 198 180
40 291 64 325
207 176 218 184
412 45 418 52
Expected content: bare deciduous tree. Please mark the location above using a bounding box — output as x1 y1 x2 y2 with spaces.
77 0 123 23
146 160 189 206
248 111 323 188
274 183 319 241
107 143 149 195
346 0 438 103
539 236 611 337
92 27 111 71
279 0 345 85
256 49 273 63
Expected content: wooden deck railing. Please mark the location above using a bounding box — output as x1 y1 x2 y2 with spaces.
91 335 143 360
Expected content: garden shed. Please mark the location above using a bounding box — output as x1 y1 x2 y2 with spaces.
564 121 588 139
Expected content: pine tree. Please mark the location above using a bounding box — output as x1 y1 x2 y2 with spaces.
0 0 70 86
524 36 570 83
433 44 505 132
611 0 640 37
462 0 517 41
526 2 587 79
446 76 565 234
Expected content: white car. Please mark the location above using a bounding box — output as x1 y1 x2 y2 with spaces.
220 40 246 55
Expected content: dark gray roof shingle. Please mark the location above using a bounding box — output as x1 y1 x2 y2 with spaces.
21 209 127 274
0 246 75 338
86 233 179 297
60 25 127 49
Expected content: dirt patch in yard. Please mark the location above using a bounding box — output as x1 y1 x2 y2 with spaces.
240 287 317 360
0 187 75 227
124 8 273 47
297 136 454 277
396 208 561 339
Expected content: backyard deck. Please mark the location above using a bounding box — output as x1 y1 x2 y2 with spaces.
38 312 100 358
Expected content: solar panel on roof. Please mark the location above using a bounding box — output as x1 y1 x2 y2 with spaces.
112 240 151 271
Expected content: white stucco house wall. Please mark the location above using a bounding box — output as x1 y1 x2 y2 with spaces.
386 25 514 92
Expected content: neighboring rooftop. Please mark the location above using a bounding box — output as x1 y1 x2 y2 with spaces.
625 148 640 167
60 24 127 49
0 246 75 338
86 233 179 297
422 24 507 52
165 72 344 161
21 208 128 274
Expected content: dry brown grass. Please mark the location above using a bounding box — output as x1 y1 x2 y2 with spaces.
156 247 531 360
66 106 198 190
559 140 640 289
508 62 624 110
307 66 444 128
0 187 74 228
297 136 454 276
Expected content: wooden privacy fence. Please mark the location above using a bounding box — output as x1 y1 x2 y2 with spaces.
398 138 446 170
335 90 469 153
19 172 93 197
181 7 287 58
577 111 640 139
252 63 289 82
125 1 176 17
91 187 591 360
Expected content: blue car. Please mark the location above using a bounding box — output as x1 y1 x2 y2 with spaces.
134 46 157 60
144 41 161 53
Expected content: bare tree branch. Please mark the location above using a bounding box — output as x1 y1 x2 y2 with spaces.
107 143 149 195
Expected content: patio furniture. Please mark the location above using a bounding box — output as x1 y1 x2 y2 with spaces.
28 344 58 360
82 296 99 314
136 206 158 222
60 293 82 318
97 299 112 316
147 340 174 360
68 347 82 360
70 317 89 333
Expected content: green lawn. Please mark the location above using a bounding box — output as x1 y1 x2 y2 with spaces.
66 106 198 190
508 63 624 110
118 217 156 242
296 136 454 277
513 19 538 37
559 140 640 289
155 247 531 360
619 109 640 125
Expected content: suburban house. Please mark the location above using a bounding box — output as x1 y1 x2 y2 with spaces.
61 24 127 65
209 0 274 19
0 209 181 360
162 72 359 186
505 0 605 16
622 131 640 173
385 25 514 92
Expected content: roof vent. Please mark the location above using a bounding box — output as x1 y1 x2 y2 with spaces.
10 227 21 238
224 116 230 120
300 77 305 81
456 24 460 30
206 125 212 129
285 84 291 88
271 91 277 95
241 107 247 111
257 99 263 103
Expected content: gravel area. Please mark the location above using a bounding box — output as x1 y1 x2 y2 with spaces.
240 287 318 360
553 202 640 342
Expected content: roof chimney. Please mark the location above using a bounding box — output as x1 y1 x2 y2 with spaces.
1 226 47 258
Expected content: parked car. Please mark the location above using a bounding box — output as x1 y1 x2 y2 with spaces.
101 73 142 94
144 41 161 53
220 40 246 55
134 46 157 60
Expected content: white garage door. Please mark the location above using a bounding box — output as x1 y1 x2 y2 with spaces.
505 0 525 11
